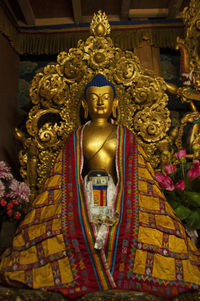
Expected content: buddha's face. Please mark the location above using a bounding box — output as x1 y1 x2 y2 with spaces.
85 85 115 120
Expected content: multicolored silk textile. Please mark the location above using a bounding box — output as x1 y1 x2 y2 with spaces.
1 125 200 299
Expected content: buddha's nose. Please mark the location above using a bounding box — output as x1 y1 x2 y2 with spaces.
97 96 103 105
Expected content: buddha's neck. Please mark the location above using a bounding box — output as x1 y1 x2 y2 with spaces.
90 118 111 127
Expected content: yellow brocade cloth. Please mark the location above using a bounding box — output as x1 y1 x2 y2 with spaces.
0 125 200 299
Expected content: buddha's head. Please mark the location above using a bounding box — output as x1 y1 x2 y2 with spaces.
82 74 118 121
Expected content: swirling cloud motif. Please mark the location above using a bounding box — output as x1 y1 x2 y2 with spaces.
114 56 140 86
38 74 69 107
57 50 85 83
30 67 69 108
38 122 65 144
63 57 84 83
133 104 171 143
129 75 168 111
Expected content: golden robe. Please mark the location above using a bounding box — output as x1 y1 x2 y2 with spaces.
0 125 200 299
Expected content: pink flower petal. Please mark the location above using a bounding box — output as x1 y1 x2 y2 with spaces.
155 172 175 191
175 150 186 160
175 179 185 191
187 160 200 179
9 179 30 203
0 180 5 197
164 164 175 175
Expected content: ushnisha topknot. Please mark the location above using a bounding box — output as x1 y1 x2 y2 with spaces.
84 74 116 99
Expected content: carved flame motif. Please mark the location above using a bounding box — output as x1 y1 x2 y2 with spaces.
90 10 111 37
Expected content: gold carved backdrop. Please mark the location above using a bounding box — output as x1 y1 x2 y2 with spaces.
19 11 171 200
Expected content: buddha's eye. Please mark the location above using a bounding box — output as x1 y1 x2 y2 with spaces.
87 94 98 101
102 94 112 101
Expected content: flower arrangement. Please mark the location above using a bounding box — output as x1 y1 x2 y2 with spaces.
0 161 30 222
156 149 200 230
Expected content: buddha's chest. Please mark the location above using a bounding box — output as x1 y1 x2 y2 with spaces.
83 127 117 163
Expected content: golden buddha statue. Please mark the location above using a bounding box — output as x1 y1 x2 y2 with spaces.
82 76 118 182
0 74 200 300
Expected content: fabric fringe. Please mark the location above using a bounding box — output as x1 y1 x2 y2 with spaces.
0 6 185 55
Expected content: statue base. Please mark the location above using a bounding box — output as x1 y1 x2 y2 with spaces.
0 286 199 301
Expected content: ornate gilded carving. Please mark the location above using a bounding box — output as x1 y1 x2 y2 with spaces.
83 36 114 70
114 52 141 86
19 10 171 197
166 0 200 157
181 0 200 73
133 104 170 143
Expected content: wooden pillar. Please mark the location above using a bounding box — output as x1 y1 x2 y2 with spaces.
134 39 162 76
0 33 19 176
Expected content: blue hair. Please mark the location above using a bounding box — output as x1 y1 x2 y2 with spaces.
84 74 116 99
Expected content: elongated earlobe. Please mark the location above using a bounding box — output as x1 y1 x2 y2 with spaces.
112 106 117 118
81 100 88 119
112 98 118 119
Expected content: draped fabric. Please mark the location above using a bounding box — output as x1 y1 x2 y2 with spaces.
0 125 200 299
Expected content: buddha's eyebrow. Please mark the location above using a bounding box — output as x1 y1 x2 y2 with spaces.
87 92 112 97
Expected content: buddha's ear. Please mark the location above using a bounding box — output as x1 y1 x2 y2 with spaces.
81 99 88 119
112 98 118 119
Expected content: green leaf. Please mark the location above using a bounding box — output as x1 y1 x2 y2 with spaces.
174 205 191 220
184 192 200 207
165 191 182 204
190 179 200 193
167 199 179 210
185 211 200 229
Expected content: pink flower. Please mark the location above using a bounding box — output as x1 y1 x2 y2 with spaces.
0 198 7 206
18 183 31 202
0 172 13 181
175 150 186 160
9 180 30 202
164 164 175 175
9 179 19 198
0 161 10 173
14 211 21 220
12 199 19 205
0 180 5 197
175 179 186 191
7 202 13 209
0 161 13 180
7 209 13 217
155 172 175 191
187 160 200 179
